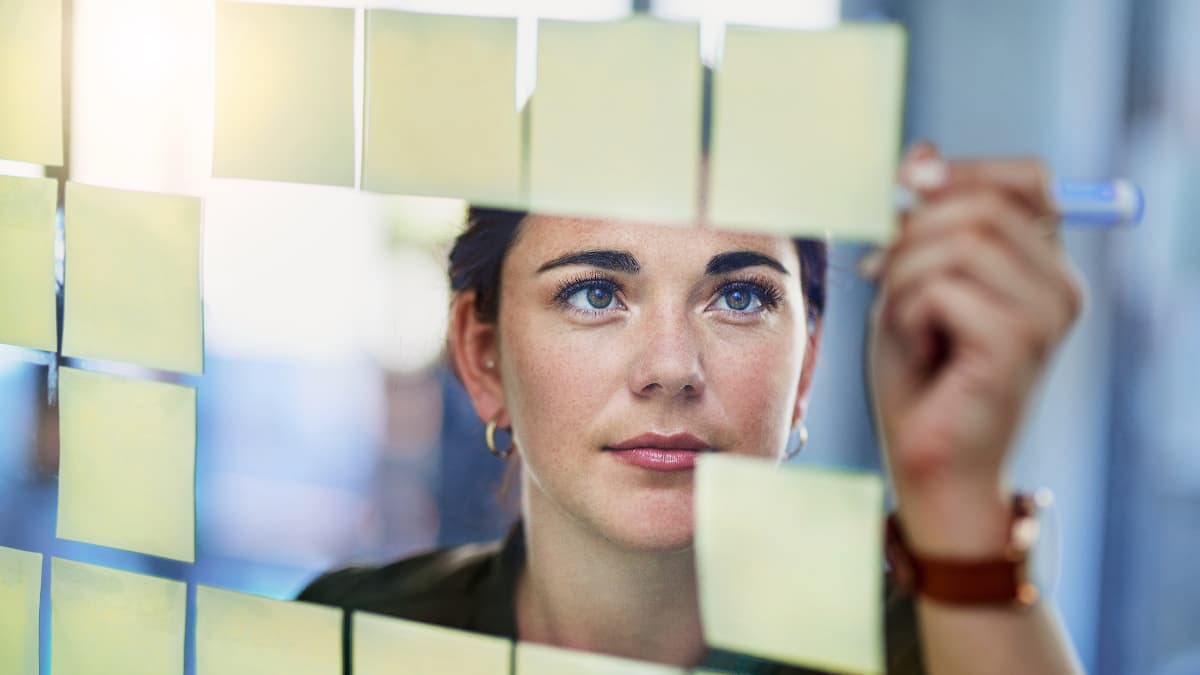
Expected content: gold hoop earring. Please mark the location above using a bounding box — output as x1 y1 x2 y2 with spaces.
785 425 808 461
485 414 513 459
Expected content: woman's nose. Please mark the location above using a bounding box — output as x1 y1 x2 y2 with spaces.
627 312 705 400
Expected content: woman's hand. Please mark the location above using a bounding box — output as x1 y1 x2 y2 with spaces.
864 143 1085 556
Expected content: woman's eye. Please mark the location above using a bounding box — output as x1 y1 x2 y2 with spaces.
564 281 617 310
713 285 764 312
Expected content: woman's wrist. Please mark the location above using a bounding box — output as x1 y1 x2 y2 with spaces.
893 479 1013 558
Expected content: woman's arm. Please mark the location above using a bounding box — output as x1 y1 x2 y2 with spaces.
865 143 1085 674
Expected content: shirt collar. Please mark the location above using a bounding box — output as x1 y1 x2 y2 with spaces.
471 517 525 638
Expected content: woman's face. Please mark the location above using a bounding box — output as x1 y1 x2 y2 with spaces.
493 215 814 552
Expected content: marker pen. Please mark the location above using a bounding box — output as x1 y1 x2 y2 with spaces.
896 179 1145 227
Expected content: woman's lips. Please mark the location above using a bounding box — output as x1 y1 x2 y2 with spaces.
607 448 707 471
604 432 715 472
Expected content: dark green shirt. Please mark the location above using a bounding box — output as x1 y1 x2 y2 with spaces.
298 519 925 674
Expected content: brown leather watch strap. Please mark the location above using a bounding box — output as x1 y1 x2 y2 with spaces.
913 555 1036 605
885 494 1039 606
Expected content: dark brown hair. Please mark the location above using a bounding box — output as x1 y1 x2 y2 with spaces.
449 207 828 328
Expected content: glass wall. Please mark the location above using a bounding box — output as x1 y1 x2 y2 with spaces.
0 1 1195 673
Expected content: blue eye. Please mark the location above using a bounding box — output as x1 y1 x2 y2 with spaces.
713 283 765 312
562 280 618 310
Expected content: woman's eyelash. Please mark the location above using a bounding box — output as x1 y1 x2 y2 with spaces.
553 273 622 306
716 276 784 309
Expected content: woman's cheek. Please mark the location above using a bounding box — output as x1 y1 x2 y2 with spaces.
502 316 619 458
709 334 801 457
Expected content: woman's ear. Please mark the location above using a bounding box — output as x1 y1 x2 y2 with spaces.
790 319 823 428
448 291 508 427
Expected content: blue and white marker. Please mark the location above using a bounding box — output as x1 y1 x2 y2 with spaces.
897 179 1145 227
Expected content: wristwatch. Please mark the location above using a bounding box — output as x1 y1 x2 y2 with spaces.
885 490 1057 607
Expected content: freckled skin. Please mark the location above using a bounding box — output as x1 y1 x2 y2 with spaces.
494 215 813 552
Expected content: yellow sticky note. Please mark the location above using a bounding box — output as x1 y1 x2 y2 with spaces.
196 585 341 675
56 367 196 562
531 17 701 225
0 175 57 352
355 612 511 675
708 24 906 242
214 1 355 186
694 454 884 674
51 558 186 675
0 546 41 675
0 0 63 165
61 181 203 374
363 11 522 207
516 642 687 675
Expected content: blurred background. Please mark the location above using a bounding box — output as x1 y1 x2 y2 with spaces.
0 0 1197 673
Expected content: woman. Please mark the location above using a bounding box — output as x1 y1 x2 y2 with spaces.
300 144 1085 674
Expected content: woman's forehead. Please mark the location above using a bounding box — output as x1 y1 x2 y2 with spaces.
513 214 800 272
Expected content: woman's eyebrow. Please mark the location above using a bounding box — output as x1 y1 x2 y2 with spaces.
706 251 789 276
536 250 641 274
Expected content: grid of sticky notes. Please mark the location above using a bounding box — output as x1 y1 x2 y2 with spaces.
709 23 907 241
213 0 355 186
210 6 908 241
0 0 63 166
56 367 197 562
0 8 907 674
51 558 187 675
0 547 41 675
695 453 885 675
196 586 342 675
0 175 57 352
62 181 204 375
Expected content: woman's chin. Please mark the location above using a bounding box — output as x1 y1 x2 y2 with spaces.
599 495 697 552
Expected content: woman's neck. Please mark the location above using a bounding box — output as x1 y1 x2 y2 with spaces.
513 483 707 669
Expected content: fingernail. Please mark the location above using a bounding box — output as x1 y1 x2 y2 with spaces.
905 140 938 161
904 158 948 191
858 249 885 278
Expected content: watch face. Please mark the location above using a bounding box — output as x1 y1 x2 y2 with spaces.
1027 489 1061 600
